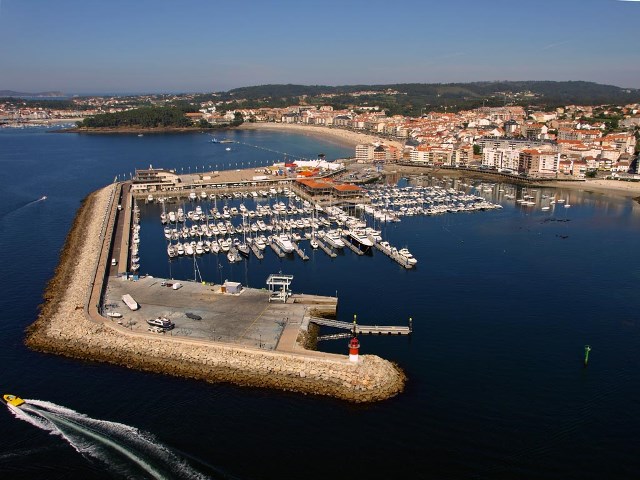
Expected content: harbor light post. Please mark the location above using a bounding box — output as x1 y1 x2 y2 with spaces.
584 345 592 367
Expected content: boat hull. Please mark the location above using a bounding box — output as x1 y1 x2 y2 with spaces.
3 394 25 407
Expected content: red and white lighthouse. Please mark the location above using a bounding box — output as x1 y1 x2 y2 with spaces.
348 336 360 363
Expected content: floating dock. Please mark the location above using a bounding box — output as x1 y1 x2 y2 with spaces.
342 237 365 256
250 242 264 259
315 238 337 258
310 317 412 335
373 242 414 269
292 242 309 260
269 239 286 258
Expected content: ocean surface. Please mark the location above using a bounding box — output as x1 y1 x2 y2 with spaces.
0 127 639 479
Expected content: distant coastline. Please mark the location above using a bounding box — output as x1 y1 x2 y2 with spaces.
59 126 218 134
55 121 640 201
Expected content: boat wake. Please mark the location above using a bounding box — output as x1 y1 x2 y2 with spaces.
0 196 47 219
7 399 212 480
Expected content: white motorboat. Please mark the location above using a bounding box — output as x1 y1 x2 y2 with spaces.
255 236 266 250
147 317 175 330
274 233 294 253
324 230 345 248
398 247 418 265
345 229 374 249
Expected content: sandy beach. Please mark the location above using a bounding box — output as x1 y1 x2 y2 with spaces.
239 122 404 151
544 178 640 199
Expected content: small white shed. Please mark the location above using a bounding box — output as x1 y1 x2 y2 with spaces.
223 281 242 294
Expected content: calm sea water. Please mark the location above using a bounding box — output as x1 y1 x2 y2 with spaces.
0 127 639 479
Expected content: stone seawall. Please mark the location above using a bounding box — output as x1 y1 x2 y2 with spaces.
25 186 406 402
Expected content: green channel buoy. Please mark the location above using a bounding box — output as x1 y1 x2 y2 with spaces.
584 345 592 367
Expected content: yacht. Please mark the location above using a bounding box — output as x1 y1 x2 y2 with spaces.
345 229 374 250
398 247 418 265
255 236 267 250
274 233 294 253
324 230 345 248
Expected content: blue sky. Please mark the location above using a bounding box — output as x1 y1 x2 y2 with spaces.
0 0 639 94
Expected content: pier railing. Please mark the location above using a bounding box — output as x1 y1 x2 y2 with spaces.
309 317 412 335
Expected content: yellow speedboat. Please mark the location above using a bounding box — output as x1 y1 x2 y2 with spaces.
2 394 25 407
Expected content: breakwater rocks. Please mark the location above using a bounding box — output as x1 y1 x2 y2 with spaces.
25 185 406 402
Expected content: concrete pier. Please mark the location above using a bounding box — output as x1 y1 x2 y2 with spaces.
25 181 406 403
292 242 309 260
315 238 337 258
249 241 264 259
374 241 414 269
342 237 365 256
269 239 286 257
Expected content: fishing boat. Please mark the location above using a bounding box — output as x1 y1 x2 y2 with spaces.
2 394 25 407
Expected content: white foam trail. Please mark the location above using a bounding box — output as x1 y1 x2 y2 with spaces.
8 400 210 480
0 196 47 219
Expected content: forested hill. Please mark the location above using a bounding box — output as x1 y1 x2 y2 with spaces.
77 106 194 128
210 81 640 116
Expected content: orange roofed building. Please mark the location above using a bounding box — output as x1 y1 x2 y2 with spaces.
296 178 364 202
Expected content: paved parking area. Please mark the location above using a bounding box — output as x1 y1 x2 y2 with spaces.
103 275 307 350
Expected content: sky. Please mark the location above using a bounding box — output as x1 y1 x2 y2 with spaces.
0 0 639 94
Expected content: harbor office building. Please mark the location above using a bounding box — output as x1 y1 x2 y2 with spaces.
295 179 365 205
131 167 181 192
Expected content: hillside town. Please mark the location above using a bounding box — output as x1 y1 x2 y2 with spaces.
2 94 639 179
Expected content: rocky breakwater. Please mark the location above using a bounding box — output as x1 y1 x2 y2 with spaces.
25 185 406 402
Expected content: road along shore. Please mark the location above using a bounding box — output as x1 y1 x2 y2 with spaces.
25 185 406 402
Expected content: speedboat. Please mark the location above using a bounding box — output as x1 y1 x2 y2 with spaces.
146 317 175 330
2 394 25 407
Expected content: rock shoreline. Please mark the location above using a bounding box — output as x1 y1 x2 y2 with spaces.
25 186 406 402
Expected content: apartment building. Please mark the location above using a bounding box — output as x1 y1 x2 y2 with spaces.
519 149 559 177
482 148 521 172
355 143 400 162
